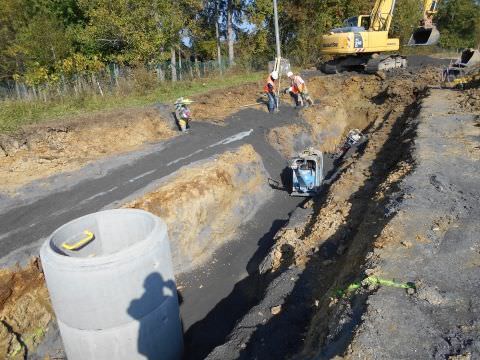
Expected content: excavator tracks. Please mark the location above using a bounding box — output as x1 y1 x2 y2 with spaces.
321 54 408 74
365 55 408 73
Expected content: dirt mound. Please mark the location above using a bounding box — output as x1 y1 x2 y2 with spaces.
125 144 272 273
190 81 266 122
458 88 480 113
0 107 175 192
0 258 52 359
268 69 439 158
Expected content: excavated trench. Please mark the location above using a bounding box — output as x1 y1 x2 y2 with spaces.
200 75 440 359
0 68 441 359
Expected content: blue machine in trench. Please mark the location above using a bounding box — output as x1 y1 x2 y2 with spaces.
290 148 324 197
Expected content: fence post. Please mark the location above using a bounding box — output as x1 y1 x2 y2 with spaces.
156 64 165 82
171 48 177 82
178 47 182 82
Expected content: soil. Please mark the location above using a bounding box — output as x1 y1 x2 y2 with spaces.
124 144 272 273
268 67 441 158
331 88 480 359
204 67 455 359
0 258 53 360
0 80 266 194
0 107 175 192
190 81 267 122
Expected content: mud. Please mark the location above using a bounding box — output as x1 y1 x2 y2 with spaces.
0 259 53 360
124 144 272 273
0 107 175 192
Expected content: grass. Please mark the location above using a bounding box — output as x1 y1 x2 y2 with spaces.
399 45 460 58
0 71 263 133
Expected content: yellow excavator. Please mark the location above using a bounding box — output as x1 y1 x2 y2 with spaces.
320 0 441 73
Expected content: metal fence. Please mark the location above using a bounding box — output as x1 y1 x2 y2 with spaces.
0 58 231 102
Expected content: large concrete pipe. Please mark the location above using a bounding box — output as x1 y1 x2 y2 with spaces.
40 209 183 360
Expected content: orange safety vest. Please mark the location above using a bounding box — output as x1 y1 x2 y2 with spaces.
264 75 276 93
290 75 305 94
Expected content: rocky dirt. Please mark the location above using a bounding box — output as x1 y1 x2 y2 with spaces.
0 80 268 194
0 144 272 358
331 88 480 359
0 259 53 360
125 144 272 273
0 107 175 192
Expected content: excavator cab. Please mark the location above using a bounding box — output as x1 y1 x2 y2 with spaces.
408 25 440 46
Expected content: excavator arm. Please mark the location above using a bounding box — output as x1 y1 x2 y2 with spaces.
408 0 440 45
369 0 397 32
421 0 439 27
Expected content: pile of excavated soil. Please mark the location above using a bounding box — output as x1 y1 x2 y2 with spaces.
0 107 175 192
0 259 52 359
458 88 480 113
125 144 272 273
190 81 267 122
268 67 440 158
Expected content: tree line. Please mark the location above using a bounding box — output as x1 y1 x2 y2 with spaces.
1 0 479 87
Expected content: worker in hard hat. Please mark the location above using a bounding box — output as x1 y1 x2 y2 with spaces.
284 71 314 108
264 71 279 113
174 97 193 132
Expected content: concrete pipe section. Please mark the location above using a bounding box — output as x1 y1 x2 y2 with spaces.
40 209 183 360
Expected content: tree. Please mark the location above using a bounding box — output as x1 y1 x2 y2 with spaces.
436 0 480 48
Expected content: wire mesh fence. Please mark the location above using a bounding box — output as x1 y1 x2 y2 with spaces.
0 58 232 102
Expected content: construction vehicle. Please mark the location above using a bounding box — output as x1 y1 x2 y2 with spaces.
334 129 365 159
442 47 480 88
290 148 324 197
320 0 441 73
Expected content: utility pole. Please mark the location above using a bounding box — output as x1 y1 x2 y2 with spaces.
215 0 222 73
273 0 281 61
273 0 281 110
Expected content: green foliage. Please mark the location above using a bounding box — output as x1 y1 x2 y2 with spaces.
1 0 479 86
437 0 480 48
391 0 423 45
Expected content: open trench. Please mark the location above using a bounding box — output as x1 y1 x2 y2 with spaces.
200 75 438 359
0 68 441 359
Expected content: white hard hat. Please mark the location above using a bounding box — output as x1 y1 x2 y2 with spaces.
271 71 278 80
287 71 294 78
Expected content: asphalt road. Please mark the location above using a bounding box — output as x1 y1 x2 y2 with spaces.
0 106 300 262
1 103 321 358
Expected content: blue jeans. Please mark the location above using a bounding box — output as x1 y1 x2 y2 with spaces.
267 92 277 113
289 91 301 106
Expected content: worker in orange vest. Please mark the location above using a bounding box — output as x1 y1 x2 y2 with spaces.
284 71 313 108
264 71 279 113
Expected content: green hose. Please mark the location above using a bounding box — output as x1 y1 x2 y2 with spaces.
335 276 415 298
